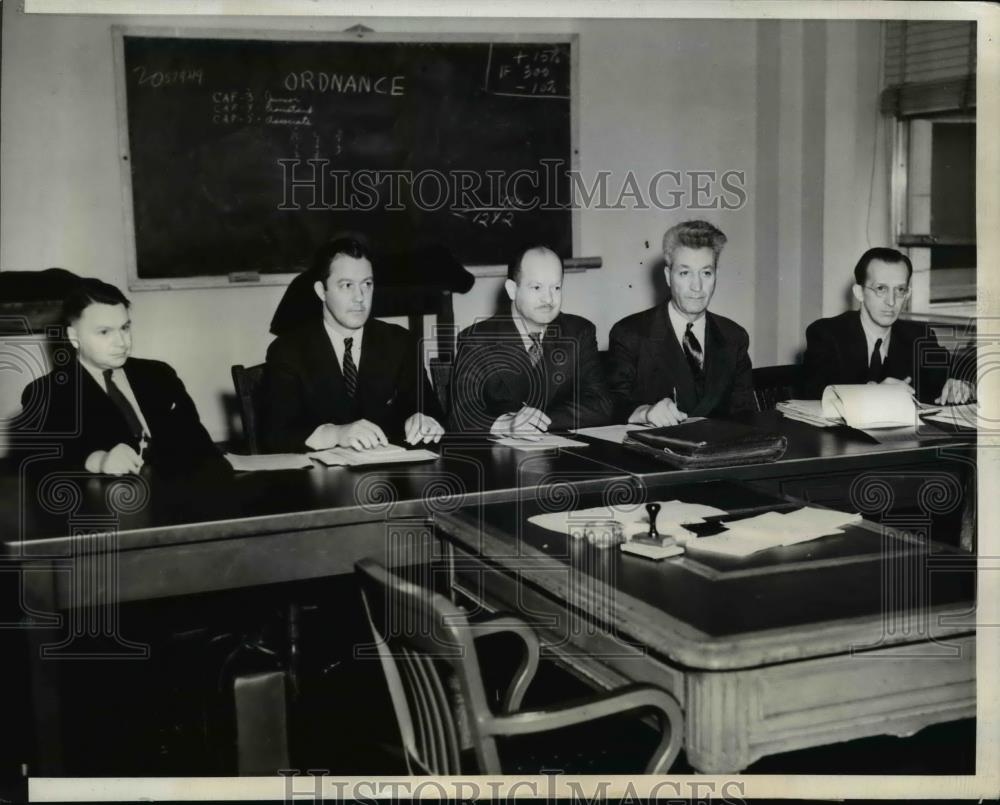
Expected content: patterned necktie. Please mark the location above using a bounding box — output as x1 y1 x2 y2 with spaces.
102 369 144 440
528 332 543 368
342 337 358 397
682 322 704 378
868 337 883 382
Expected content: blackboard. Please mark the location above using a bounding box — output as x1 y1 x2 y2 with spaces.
113 29 576 289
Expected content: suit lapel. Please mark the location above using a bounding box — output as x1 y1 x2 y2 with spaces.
701 313 731 411
78 358 134 443
649 304 697 408
846 312 872 380
884 322 912 381
308 320 350 404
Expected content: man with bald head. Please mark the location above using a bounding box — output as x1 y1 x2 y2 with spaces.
449 244 612 437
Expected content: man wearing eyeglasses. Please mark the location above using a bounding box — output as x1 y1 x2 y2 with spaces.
802 247 974 404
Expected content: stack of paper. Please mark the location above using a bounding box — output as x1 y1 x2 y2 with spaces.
821 384 916 428
491 434 589 450
225 453 314 472
775 399 839 428
309 444 438 466
689 506 861 557
569 424 652 444
528 499 726 538
922 402 981 430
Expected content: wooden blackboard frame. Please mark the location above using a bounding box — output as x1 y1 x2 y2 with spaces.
112 26 580 291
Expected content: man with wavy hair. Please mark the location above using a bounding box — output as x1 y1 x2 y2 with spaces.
607 219 754 425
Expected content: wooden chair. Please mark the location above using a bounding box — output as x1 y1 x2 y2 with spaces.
752 363 802 412
355 558 683 775
231 363 266 454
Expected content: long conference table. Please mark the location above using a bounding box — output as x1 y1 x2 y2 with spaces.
1 412 977 774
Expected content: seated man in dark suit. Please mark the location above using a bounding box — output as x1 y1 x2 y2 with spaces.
18 278 227 476
607 220 754 425
449 245 612 438
802 247 974 404
263 237 445 452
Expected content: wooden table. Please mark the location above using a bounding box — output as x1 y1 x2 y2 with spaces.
434 478 976 773
0 416 976 773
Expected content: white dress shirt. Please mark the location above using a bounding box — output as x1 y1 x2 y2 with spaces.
667 301 706 354
511 305 545 353
859 315 891 365
80 360 152 438
323 319 364 375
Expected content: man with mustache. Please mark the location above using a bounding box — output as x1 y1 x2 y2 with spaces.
802 247 974 404
449 244 612 438
263 236 445 452
607 219 754 425
18 277 227 476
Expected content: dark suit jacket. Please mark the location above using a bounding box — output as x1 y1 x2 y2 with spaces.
802 310 950 403
17 356 227 476
263 318 443 452
606 304 754 422
449 313 612 432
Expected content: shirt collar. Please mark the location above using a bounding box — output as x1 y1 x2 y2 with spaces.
859 312 891 355
323 318 363 349
666 301 706 344
510 304 545 351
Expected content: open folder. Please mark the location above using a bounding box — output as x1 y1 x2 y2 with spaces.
821 384 917 429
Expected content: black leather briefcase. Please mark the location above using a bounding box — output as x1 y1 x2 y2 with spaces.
623 419 788 469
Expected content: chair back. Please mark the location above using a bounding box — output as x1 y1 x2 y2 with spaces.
428 357 453 418
231 363 266 454
752 363 802 411
355 558 498 774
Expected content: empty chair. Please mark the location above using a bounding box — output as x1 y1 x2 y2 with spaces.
354 557 683 774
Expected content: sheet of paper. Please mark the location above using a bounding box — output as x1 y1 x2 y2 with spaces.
821 384 916 428
309 444 438 466
528 499 726 536
620 541 684 560
776 399 839 427
686 531 781 557
570 424 651 444
225 453 314 472
922 402 981 429
705 506 862 553
491 434 589 450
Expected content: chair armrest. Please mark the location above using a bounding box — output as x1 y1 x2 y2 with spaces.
486 683 683 773
465 614 540 713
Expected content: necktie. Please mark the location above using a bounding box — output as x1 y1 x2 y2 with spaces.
342 337 358 397
682 322 704 378
528 332 543 368
102 369 144 441
868 337 883 382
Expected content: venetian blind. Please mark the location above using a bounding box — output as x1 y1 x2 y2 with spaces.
881 21 976 117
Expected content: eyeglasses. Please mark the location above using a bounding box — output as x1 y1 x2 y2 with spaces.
864 284 911 300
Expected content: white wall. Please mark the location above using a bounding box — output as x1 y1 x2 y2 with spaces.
0 8 890 442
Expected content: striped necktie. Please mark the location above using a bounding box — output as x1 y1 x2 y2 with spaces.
528 332 543 368
342 337 358 397
102 369 144 441
682 322 704 378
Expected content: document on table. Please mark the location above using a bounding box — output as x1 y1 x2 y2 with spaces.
687 506 862 557
570 424 651 444
821 384 916 428
775 399 839 427
571 418 705 444
225 453 314 472
309 444 438 466
921 402 981 430
529 499 726 537
491 434 589 450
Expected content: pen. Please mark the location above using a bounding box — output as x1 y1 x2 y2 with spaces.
139 434 149 460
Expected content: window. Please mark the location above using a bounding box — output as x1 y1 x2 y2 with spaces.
882 21 977 313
